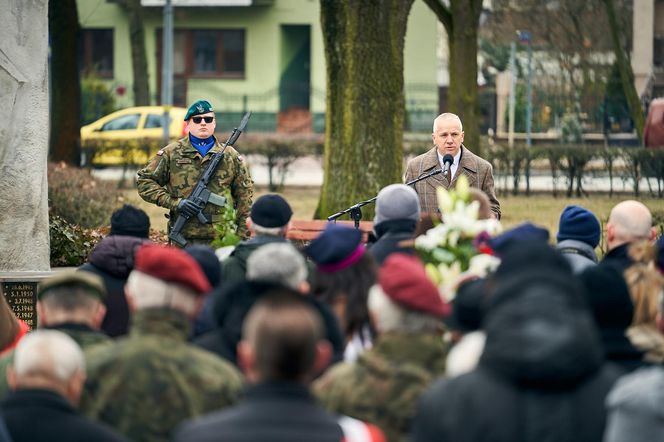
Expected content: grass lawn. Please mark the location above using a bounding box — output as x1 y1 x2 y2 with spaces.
123 186 664 247
122 185 322 233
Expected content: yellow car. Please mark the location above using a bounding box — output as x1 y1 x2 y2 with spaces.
80 106 189 166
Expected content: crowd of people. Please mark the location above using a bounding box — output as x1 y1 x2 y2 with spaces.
0 189 662 442
0 105 663 441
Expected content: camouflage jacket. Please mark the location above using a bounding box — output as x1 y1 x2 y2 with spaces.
314 333 448 442
81 308 244 442
0 323 111 400
136 136 254 242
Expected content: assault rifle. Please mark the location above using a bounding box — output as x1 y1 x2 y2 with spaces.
169 112 251 247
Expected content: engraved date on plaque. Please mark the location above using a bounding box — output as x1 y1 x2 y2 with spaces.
2 282 38 330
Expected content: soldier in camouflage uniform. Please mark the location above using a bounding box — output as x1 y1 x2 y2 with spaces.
137 100 254 245
0 270 112 399
314 254 450 442
81 244 243 442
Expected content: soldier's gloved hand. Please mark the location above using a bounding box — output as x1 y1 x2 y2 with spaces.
177 199 202 217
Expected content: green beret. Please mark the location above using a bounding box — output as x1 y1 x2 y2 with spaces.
37 270 106 301
184 100 214 121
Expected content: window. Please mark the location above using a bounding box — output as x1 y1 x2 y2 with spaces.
101 114 140 131
144 114 164 129
80 29 114 78
193 30 219 73
190 29 245 77
222 30 245 74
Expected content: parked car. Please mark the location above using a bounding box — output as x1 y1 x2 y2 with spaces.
645 98 664 148
80 106 188 166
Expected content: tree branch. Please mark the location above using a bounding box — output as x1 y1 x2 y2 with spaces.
421 0 453 37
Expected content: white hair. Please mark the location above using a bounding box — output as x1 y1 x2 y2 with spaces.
368 284 442 334
125 270 199 316
251 223 288 237
609 200 653 242
433 113 463 132
247 242 308 291
13 330 85 382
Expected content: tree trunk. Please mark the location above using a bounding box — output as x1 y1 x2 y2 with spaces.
602 0 645 144
49 0 81 165
119 0 150 105
447 0 483 156
315 0 414 220
423 0 483 156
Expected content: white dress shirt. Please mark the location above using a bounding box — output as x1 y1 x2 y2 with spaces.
437 148 462 180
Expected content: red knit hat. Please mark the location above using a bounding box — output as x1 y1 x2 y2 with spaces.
379 253 450 318
134 244 211 295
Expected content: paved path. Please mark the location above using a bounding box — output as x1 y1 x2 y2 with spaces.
91 155 655 193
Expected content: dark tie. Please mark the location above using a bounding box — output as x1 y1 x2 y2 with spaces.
446 164 452 184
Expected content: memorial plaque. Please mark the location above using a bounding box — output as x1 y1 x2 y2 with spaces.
2 281 38 330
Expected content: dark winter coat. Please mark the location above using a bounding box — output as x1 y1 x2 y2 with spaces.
79 235 149 337
413 271 621 442
600 243 634 274
193 280 345 366
368 219 417 266
221 236 288 289
556 238 598 274
1 389 128 442
174 382 381 442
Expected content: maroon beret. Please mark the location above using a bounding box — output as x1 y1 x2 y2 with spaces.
134 244 211 295
379 253 450 318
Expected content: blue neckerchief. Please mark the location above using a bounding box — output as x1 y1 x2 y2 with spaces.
189 134 216 156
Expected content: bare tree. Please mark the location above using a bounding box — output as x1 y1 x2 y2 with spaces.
602 0 645 143
117 0 150 105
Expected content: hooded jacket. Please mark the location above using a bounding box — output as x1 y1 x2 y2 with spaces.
79 235 149 337
413 271 620 442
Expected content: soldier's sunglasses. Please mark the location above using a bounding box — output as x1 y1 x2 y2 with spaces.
192 116 214 124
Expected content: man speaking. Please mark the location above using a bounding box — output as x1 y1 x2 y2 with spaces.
404 113 500 219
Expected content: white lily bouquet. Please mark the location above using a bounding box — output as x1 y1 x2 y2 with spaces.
414 175 502 301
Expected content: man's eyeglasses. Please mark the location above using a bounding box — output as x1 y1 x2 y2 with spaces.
192 116 214 124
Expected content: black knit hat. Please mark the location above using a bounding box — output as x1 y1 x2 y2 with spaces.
444 278 486 332
110 204 150 238
185 245 222 288
250 194 293 228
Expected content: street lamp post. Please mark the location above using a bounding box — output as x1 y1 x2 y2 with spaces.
508 42 516 148
517 30 533 148
161 0 173 145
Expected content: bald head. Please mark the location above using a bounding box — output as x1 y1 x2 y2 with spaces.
607 200 655 250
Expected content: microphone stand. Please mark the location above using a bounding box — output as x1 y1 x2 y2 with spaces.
327 168 444 229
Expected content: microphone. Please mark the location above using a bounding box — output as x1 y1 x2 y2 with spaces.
441 154 454 179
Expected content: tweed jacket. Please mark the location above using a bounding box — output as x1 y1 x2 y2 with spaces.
404 146 500 219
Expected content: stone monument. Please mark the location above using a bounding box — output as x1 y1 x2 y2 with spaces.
0 0 50 272
0 0 50 329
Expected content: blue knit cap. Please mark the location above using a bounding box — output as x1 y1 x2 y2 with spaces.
487 222 550 257
556 205 601 248
304 223 364 272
